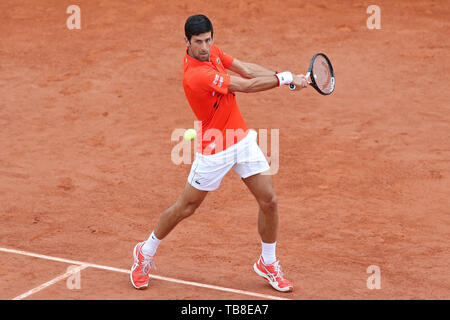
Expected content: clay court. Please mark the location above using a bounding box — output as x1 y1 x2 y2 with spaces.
0 0 449 300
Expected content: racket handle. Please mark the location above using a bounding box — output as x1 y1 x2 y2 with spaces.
289 72 311 91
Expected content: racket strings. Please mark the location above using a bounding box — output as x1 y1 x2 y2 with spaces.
312 56 333 94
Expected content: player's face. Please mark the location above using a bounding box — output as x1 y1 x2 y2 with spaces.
186 32 213 62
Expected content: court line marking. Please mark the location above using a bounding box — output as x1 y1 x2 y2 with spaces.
13 264 89 300
0 247 290 300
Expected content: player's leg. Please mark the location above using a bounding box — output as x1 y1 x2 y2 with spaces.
233 130 293 292
242 173 278 244
232 130 276 244
131 182 207 289
131 148 235 290
242 173 293 292
153 181 208 240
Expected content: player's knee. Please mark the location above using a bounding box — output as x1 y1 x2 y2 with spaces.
178 201 200 219
259 194 278 213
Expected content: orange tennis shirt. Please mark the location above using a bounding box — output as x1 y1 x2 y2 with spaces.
183 44 249 155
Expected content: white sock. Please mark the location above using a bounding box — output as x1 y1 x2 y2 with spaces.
261 240 277 265
142 231 161 256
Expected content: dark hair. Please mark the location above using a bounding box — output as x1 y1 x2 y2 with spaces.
184 14 214 42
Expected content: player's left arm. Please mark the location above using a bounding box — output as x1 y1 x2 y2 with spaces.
226 58 277 79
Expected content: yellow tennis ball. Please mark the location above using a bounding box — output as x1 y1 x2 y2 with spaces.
184 128 197 141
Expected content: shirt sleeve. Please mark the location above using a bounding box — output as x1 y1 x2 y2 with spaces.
221 51 234 68
192 67 230 95
215 46 234 68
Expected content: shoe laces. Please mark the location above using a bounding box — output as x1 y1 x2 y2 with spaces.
141 254 156 276
273 261 284 278
267 260 285 279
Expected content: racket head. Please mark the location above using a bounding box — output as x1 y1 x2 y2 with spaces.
308 53 335 95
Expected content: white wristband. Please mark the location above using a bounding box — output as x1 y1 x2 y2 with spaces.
275 71 293 86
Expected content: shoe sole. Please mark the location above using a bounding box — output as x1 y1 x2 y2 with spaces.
130 243 149 290
253 263 293 292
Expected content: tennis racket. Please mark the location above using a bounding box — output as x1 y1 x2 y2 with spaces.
289 53 335 95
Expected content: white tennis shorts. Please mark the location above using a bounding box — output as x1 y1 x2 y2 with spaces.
187 129 270 191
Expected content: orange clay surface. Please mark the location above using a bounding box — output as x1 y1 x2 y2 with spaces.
0 0 449 299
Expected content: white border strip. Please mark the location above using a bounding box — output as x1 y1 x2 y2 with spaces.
0 247 290 300
12 264 89 300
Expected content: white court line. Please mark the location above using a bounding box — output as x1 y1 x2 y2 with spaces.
0 247 290 300
13 264 89 300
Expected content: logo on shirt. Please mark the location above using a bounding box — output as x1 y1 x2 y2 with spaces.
216 58 221 64
212 74 219 85
212 74 224 88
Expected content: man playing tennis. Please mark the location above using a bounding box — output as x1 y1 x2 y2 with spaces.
130 14 308 293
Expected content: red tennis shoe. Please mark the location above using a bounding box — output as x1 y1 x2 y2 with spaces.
130 242 155 289
253 256 293 292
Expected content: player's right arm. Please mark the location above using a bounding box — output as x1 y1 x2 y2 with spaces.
228 74 308 93
190 64 307 95
228 75 277 93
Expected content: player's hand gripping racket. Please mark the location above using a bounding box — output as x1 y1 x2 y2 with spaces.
289 53 335 95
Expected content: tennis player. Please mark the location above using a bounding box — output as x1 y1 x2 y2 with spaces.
130 14 308 292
